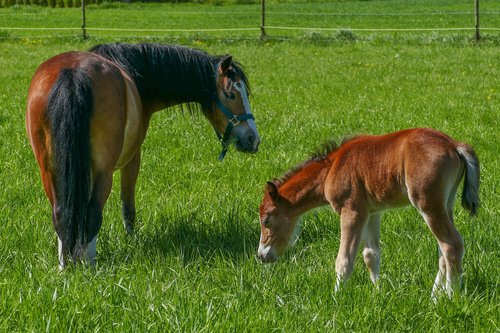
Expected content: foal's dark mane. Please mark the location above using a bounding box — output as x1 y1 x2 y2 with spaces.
275 135 361 186
89 43 250 110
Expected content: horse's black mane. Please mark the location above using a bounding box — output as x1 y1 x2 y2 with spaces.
275 135 360 186
89 43 249 110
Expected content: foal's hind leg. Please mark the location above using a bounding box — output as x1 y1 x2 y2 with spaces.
431 191 460 300
120 151 141 235
431 248 447 301
335 208 368 292
362 214 381 287
420 208 464 299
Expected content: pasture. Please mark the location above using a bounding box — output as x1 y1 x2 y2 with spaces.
0 1 499 331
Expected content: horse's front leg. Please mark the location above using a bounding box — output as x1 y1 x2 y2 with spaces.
120 150 141 235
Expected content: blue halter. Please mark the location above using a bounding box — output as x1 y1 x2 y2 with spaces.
213 95 255 161
212 62 255 161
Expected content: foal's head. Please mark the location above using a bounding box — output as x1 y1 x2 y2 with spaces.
206 55 260 154
258 181 301 263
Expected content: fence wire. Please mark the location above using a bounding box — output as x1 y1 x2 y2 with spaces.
0 3 499 40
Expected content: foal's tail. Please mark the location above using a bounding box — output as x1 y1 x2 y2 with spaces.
456 144 480 216
47 68 93 259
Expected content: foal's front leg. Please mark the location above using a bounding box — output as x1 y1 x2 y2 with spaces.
120 151 141 235
335 208 368 292
362 214 381 287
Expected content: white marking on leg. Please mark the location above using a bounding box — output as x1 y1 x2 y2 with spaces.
335 255 351 292
58 236 65 271
335 273 343 292
362 214 381 287
431 250 446 301
363 247 380 285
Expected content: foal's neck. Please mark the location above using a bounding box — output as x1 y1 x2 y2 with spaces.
278 159 330 217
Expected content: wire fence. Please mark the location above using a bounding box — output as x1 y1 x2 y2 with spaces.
0 0 499 41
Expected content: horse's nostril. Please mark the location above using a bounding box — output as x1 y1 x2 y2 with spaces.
248 135 255 144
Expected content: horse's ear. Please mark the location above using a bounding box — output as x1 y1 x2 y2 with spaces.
266 181 279 201
219 55 233 74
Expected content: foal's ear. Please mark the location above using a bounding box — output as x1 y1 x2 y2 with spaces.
266 181 279 201
219 55 233 74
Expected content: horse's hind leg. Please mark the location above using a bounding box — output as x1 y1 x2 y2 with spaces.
85 172 114 266
362 213 381 287
335 208 368 292
120 150 141 235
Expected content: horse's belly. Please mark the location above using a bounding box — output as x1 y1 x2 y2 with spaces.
115 77 144 169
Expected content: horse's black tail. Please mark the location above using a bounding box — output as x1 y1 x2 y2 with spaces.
47 68 93 260
456 144 480 216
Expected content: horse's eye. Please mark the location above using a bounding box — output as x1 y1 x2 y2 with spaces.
227 69 236 80
224 92 236 100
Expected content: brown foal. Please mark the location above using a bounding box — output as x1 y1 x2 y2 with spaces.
258 128 479 298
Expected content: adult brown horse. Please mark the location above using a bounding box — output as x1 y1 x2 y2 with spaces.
257 128 479 299
26 43 260 269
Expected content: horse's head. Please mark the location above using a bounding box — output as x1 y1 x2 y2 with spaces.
207 55 260 160
257 181 301 263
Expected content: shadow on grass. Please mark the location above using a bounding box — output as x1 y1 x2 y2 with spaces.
99 207 259 266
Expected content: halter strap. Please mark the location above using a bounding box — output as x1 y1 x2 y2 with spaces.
214 96 254 161
212 63 255 161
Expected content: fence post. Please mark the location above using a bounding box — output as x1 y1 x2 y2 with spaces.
82 0 87 40
260 0 266 40
475 0 480 41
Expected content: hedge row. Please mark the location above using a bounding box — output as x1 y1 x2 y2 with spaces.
1 0 88 7
0 0 232 8
0 0 267 7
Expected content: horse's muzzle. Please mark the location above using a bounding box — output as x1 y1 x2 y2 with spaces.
234 127 260 153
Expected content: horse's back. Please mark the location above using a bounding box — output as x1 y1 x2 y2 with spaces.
325 128 464 212
26 51 144 174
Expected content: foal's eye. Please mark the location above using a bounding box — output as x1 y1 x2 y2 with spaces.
261 216 270 226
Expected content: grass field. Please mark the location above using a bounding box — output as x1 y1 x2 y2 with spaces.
0 1 499 331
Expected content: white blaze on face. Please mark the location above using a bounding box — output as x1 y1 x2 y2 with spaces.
258 232 272 259
234 81 260 141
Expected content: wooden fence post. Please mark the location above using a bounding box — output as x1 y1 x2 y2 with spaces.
260 0 266 40
475 0 480 41
82 0 87 40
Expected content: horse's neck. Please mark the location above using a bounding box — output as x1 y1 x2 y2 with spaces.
153 97 198 113
144 56 213 114
280 160 330 216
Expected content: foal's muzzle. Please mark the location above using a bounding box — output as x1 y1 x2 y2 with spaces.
257 244 277 263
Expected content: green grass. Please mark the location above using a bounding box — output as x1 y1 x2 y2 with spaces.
0 1 499 332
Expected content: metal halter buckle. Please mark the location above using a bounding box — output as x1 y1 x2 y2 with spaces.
228 116 240 127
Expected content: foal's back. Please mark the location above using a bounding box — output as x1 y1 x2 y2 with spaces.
324 128 464 213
